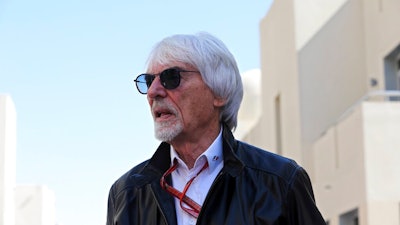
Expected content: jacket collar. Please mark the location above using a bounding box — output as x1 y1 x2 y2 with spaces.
133 124 243 225
221 124 244 177
144 123 244 178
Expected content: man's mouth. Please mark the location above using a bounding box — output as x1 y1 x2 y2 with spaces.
154 109 174 120
152 100 177 122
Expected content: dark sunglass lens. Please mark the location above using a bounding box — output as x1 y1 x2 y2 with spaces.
160 69 181 89
135 74 154 94
144 75 155 88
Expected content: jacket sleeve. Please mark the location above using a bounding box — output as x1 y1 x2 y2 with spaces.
286 167 327 225
106 185 116 225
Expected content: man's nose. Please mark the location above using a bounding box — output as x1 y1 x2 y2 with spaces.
147 76 167 99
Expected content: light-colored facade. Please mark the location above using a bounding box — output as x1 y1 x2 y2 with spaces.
238 0 400 224
0 94 58 225
0 94 16 225
15 185 56 225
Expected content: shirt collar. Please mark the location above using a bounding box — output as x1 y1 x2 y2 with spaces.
170 127 223 174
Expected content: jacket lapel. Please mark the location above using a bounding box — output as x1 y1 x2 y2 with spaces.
145 142 178 225
151 180 177 225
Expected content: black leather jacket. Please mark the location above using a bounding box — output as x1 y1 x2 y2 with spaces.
107 126 326 225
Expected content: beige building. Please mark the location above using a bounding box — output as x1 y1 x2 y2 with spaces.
237 0 400 224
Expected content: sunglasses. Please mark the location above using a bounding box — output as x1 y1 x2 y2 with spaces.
133 68 199 94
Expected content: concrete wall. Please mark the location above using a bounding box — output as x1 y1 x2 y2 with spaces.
313 103 367 224
363 0 400 92
245 0 303 165
313 102 400 225
294 0 348 50
15 185 56 225
0 95 16 225
298 0 368 147
252 0 400 224
235 69 262 140
363 102 400 225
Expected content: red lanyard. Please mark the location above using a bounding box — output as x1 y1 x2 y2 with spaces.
160 159 209 218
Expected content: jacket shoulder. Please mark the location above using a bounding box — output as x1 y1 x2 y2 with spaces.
109 160 150 197
235 141 301 185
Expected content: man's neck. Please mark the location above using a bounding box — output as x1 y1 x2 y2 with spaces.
170 124 222 169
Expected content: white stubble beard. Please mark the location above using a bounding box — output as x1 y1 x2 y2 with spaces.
153 101 183 142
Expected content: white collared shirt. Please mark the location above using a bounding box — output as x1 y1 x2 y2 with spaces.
170 129 224 225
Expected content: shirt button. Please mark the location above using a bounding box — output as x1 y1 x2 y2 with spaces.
189 218 196 225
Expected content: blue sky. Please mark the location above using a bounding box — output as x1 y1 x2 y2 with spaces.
0 1 272 224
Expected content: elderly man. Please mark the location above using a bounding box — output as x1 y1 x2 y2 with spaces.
107 33 326 225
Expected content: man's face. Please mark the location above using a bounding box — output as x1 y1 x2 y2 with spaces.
146 62 224 143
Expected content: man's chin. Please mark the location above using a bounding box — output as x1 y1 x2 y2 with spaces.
154 122 182 142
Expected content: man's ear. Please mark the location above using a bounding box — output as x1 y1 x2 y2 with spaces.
213 97 226 107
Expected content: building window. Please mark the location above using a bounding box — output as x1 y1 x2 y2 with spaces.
340 208 359 225
384 44 400 101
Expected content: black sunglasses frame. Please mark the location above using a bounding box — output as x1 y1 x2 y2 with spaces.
134 68 199 94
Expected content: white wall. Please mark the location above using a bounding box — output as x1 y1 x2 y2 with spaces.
313 103 367 224
313 101 400 225
15 185 56 225
0 95 16 225
363 102 400 225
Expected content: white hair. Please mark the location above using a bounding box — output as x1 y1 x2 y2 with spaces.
146 32 243 130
